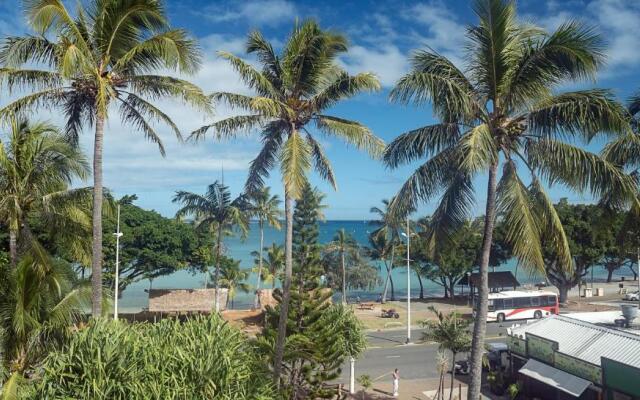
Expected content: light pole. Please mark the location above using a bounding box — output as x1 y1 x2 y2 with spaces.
349 356 355 394
401 216 412 344
113 204 123 321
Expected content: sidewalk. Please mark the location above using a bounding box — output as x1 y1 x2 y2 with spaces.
346 378 438 399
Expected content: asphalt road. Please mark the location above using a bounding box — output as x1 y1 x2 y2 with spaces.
338 321 512 382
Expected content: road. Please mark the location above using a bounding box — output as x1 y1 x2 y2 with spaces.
338 321 511 382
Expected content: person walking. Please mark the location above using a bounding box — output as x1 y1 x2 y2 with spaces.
392 368 399 397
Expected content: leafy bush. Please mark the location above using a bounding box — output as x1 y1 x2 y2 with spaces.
33 316 276 399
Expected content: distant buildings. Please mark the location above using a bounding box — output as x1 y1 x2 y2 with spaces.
507 312 640 400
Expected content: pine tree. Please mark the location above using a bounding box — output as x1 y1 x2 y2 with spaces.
259 183 366 399
292 183 325 290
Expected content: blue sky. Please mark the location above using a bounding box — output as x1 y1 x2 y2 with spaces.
1 0 639 219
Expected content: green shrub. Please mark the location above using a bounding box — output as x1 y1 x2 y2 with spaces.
32 316 276 399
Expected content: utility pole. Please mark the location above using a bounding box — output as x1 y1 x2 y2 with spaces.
114 204 123 321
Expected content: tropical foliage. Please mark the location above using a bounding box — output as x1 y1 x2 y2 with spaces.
324 229 359 303
210 256 251 309
369 199 402 302
0 0 208 316
384 0 634 396
173 181 249 311
0 256 90 399
102 195 212 292
252 243 285 289
192 20 384 380
421 307 471 400
33 316 275 399
0 118 91 269
247 187 281 307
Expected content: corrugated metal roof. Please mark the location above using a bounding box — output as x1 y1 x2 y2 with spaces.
509 315 640 369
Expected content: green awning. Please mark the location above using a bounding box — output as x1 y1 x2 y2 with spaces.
519 359 591 398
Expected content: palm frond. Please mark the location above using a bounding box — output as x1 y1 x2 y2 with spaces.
190 114 266 141
305 132 337 189
311 71 380 111
218 51 279 98
503 21 604 109
526 89 630 140
245 123 285 194
496 161 545 273
280 131 311 199
383 123 460 168
118 92 182 141
118 96 166 156
390 50 477 122
458 124 498 173
528 138 637 203
315 115 385 158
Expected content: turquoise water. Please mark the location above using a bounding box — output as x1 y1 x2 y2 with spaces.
117 220 633 312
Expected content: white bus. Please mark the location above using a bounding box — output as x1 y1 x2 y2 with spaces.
474 290 559 322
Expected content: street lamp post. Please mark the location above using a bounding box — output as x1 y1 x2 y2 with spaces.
114 204 123 321
349 356 355 394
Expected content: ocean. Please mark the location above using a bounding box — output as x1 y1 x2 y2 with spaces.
117 220 634 312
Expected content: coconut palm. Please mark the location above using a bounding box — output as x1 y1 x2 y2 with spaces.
191 20 384 381
212 259 251 309
246 187 282 307
369 199 402 302
365 233 393 302
0 253 91 397
384 1 633 396
0 118 91 269
422 307 471 400
252 243 285 289
324 228 359 303
173 182 249 312
0 0 208 317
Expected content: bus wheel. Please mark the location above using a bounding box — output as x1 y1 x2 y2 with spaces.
497 313 505 323
534 310 542 319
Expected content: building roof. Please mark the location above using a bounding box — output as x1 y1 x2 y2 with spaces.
519 359 591 397
458 271 520 289
509 314 640 369
148 288 228 313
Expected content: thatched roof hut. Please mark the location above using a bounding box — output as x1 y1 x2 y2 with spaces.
148 288 228 313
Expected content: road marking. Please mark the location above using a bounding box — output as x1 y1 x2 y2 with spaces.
385 355 401 358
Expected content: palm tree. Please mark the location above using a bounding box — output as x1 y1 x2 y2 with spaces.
422 307 471 400
0 254 91 396
0 0 208 317
252 243 285 289
213 258 251 309
191 20 384 381
370 200 402 302
0 118 91 268
366 232 393 303
324 228 359 303
173 182 249 312
384 1 632 397
247 187 282 308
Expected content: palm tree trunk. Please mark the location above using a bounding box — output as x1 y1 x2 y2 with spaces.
468 161 498 400
341 248 347 304
8 228 17 268
274 192 293 384
214 224 223 312
255 220 264 309
416 270 424 299
381 259 390 303
91 114 105 318
389 246 396 300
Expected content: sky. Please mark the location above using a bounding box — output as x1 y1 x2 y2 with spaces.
0 0 639 219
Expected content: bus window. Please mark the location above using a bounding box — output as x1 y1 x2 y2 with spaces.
547 296 557 305
488 299 495 311
531 296 540 306
503 298 513 309
515 297 530 307
494 299 503 310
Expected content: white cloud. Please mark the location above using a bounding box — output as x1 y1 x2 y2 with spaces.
202 0 296 26
406 1 468 67
341 44 408 87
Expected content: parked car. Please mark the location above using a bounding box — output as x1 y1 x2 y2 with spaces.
624 291 639 301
